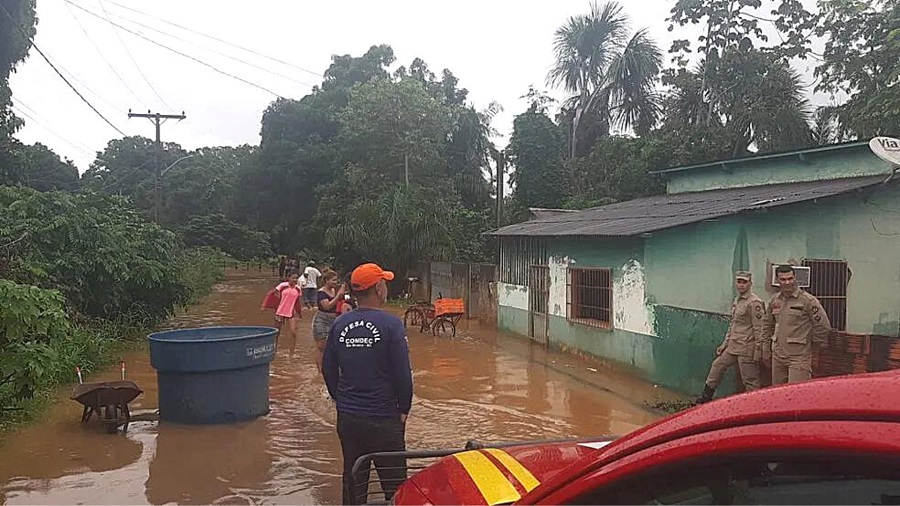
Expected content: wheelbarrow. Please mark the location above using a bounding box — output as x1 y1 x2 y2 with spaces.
71 362 143 434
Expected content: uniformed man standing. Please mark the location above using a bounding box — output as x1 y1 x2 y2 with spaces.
762 264 833 384
697 271 766 404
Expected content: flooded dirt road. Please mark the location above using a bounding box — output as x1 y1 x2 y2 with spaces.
0 269 680 505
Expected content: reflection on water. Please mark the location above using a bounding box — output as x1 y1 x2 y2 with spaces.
0 269 680 504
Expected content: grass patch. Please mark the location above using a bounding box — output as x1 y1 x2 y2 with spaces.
643 398 698 414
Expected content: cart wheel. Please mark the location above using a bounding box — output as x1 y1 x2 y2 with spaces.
102 404 119 434
404 308 425 330
431 317 456 338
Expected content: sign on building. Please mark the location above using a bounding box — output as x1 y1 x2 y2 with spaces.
869 136 900 166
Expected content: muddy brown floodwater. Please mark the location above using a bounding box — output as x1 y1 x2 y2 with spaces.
0 269 682 505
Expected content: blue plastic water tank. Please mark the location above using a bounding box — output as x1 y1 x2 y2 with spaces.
148 326 278 424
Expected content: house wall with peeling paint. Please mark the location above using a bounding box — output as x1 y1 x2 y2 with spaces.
496 183 900 395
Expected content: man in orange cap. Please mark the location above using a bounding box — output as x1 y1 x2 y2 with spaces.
322 262 412 505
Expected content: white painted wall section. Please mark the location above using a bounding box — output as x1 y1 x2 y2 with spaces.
613 259 654 335
497 282 529 311
548 255 574 317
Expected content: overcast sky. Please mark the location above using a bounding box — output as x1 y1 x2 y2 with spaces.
10 0 825 173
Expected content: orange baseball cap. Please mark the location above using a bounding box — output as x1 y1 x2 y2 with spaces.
350 263 395 291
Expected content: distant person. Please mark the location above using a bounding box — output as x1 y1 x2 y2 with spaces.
323 263 412 505
273 270 303 357
277 255 287 280
763 264 833 385
697 271 766 404
312 269 346 374
336 282 356 315
303 261 322 309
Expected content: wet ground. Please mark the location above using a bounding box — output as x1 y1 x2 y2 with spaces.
0 269 681 505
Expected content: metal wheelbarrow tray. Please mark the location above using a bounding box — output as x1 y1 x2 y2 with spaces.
71 380 143 433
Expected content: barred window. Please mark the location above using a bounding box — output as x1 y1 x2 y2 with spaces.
802 259 849 331
567 268 612 328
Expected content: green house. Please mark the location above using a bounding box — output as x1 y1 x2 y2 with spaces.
489 141 900 394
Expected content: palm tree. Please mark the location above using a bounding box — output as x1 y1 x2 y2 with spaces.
665 49 813 156
547 1 662 159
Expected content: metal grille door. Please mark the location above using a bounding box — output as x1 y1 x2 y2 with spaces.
529 265 550 345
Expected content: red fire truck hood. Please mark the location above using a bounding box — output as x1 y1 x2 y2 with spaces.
392 438 615 505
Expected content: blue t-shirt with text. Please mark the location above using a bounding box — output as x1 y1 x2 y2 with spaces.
322 308 412 417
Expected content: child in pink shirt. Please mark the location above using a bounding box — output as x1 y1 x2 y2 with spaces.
274 271 302 357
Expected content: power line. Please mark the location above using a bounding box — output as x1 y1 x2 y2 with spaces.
43 50 129 115
0 2 127 137
97 0 173 111
84 3 317 89
66 1 287 99
63 0 148 109
103 0 324 79
12 104 97 159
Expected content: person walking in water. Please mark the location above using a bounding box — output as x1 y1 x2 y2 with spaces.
323 263 412 505
312 269 346 374
274 270 303 357
303 261 322 309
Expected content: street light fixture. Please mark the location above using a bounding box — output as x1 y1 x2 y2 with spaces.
155 153 198 223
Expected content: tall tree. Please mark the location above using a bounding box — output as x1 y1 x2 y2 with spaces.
241 45 396 252
506 104 568 210
815 0 900 138
0 0 36 185
14 142 79 192
664 49 812 156
548 1 662 158
81 136 188 214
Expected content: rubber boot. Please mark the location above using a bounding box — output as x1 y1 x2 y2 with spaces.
696 384 716 405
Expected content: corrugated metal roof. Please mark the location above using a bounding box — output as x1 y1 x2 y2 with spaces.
488 176 887 237
528 207 578 221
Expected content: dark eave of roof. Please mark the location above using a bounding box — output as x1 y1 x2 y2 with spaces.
487 176 887 238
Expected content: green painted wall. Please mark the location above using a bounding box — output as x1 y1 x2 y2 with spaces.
666 146 893 194
498 304 529 336
497 180 900 395
744 185 900 336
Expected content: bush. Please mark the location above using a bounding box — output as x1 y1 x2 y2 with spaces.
0 187 188 321
180 214 271 261
0 280 112 409
176 246 228 304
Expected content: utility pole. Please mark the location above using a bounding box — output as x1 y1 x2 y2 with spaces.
495 150 505 228
127 109 186 223
494 150 506 273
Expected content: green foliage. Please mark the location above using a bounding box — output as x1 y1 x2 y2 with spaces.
548 1 663 156
0 280 110 408
663 49 812 157
0 186 187 320
175 246 227 304
815 0 900 138
507 106 568 209
568 135 665 205
666 0 817 61
12 142 80 192
340 78 452 186
180 213 271 260
0 0 36 186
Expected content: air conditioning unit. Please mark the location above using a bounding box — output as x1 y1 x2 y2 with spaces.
770 265 811 288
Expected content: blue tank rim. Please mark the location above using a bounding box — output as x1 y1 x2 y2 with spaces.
148 325 278 343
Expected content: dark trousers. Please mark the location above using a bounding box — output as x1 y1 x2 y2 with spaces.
337 411 407 505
